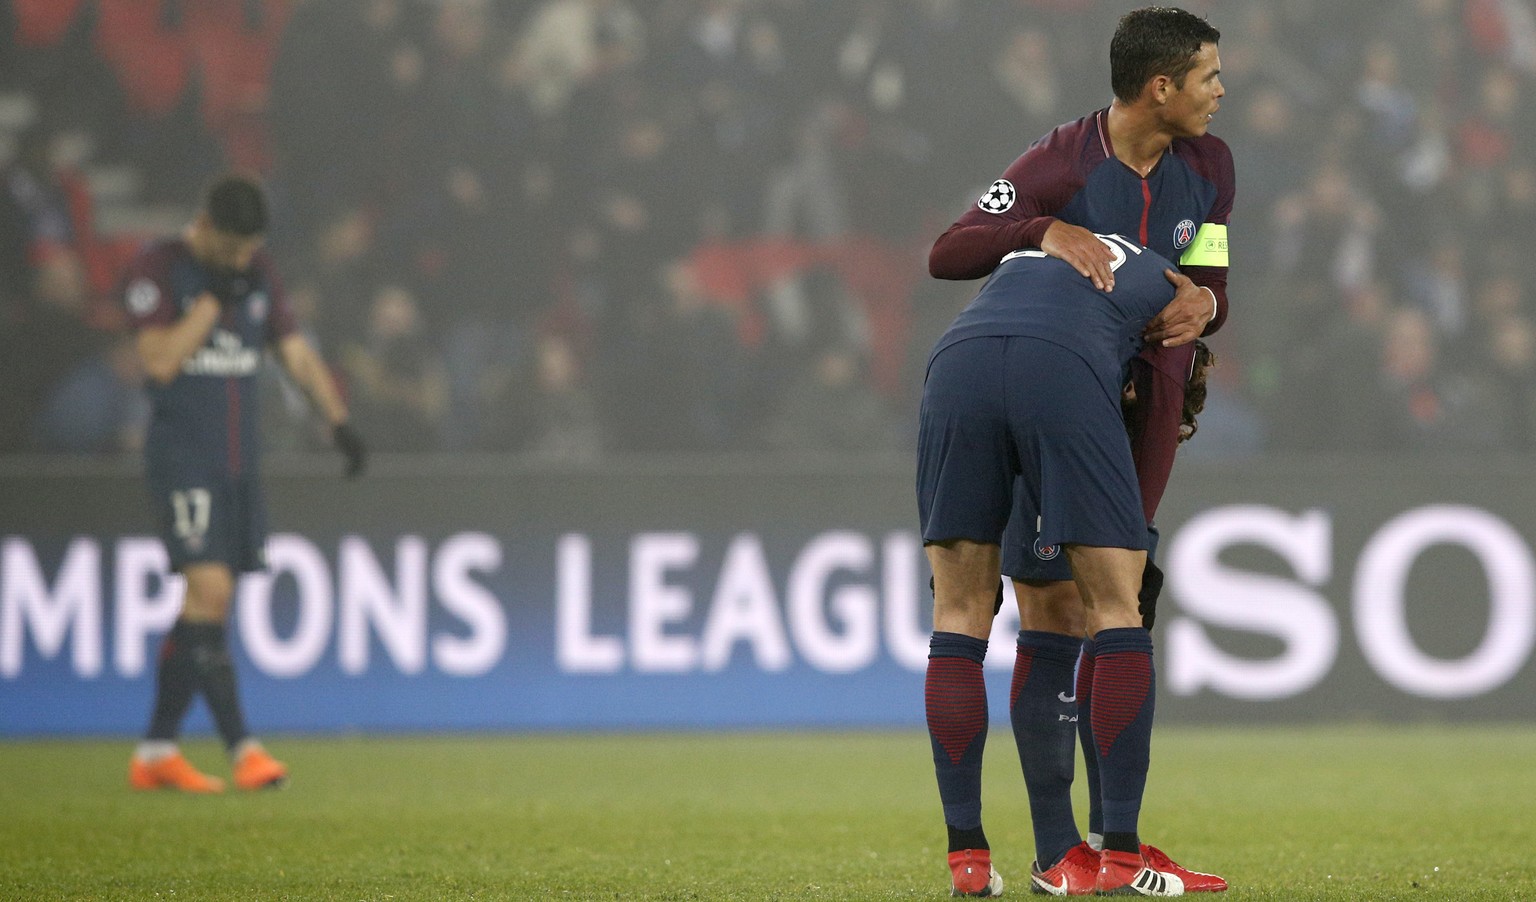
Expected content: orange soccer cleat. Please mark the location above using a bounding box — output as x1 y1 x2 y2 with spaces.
948 848 1005 897
233 745 289 791
129 752 226 793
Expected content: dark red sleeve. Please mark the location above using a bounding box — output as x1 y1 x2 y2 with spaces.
928 117 1095 280
1127 343 1196 521
119 242 180 330
255 252 298 343
1181 133 1235 336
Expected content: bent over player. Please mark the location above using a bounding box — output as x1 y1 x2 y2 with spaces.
920 235 1190 897
929 7 1231 894
123 174 367 793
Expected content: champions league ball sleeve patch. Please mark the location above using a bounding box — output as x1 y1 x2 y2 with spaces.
977 179 1017 214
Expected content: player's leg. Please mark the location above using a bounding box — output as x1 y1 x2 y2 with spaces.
131 484 225 792
926 539 1004 897
221 478 287 790
917 337 1013 897
177 562 256 759
1067 544 1181 896
1007 577 1099 895
1121 358 1228 893
1001 443 1095 894
131 583 226 792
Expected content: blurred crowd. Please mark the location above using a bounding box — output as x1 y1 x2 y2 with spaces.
3 0 1536 458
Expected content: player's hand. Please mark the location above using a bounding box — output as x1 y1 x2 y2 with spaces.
333 422 368 478
1041 220 1117 292
1143 269 1212 347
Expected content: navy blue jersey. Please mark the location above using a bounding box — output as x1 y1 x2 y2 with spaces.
931 108 1234 526
930 234 1178 401
121 238 296 479
933 109 1233 343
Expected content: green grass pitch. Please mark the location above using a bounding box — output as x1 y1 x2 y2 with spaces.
3 725 1534 900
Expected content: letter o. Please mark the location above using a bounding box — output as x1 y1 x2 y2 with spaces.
1354 505 1535 698
237 534 334 678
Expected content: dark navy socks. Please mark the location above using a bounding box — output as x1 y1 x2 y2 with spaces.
1090 627 1155 852
927 631 990 847
1009 629 1084 868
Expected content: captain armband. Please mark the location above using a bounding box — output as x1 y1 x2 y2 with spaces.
1178 223 1228 267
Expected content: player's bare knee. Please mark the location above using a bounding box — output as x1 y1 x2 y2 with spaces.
1064 545 1144 633
1015 579 1086 636
926 539 1002 637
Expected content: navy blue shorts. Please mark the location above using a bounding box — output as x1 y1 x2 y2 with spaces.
146 473 268 573
917 336 1148 558
1002 491 1160 581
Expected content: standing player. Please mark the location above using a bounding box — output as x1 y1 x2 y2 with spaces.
921 234 1190 897
927 7 1232 895
123 174 367 793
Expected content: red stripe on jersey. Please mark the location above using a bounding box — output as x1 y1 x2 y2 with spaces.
1138 181 1152 246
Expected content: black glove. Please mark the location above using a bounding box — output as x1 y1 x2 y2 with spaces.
1138 558 1164 631
333 422 367 478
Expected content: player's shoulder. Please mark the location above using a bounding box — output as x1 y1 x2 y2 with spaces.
1029 110 1105 158
1173 131 1234 179
126 236 192 274
121 238 190 324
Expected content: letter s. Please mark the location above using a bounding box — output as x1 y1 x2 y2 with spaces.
1164 506 1338 700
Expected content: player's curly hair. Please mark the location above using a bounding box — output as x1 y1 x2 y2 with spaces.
1122 338 1216 444
1110 7 1221 103
1178 338 1215 443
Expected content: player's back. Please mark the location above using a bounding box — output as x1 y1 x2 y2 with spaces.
931 234 1177 394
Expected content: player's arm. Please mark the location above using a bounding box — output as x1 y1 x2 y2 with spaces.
929 123 1115 286
136 293 221 384
275 333 368 476
1147 139 1234 344
274 333 348 427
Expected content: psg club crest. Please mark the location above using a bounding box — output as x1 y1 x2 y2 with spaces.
248 291 269 322
1173 219 1197 249
1033 537 1060 560
978 179 1016 214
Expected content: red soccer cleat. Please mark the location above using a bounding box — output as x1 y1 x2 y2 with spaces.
949 848 1005 897
1141 844 1226 893
1030 840 1100 895
1096 848 1184 896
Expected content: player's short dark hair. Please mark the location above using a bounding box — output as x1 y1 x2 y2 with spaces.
203 174 270 237
1110 7 1221 103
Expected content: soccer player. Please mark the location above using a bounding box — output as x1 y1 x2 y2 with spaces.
122 174 367 793
921 234 1191 897
927 7 1233 895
